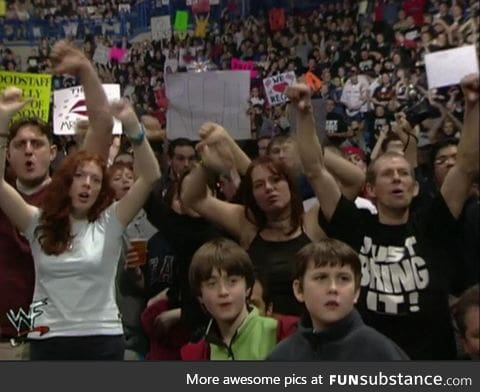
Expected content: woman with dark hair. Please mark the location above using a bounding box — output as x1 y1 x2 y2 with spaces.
0 88 160 360
181 123 327 316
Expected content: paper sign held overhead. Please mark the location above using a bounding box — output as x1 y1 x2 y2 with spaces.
166 71 250 140
93 44 110 65
151 15 172 40
425 45 479 89
53 84 122 135
231 58 257 78
263 71 296 106
174 10 189 31
0 71 51 122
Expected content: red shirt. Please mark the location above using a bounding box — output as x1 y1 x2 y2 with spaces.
402 0 427 25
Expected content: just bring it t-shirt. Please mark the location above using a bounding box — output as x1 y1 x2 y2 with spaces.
318 195 459 359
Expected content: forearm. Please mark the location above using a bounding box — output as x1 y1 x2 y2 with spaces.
129 128 161 186
370 134 386 161
457 100 479 175
296 110 325 177
79 62 114 160
224 136 251 175
0 134 7 181
398 128 418 168
444 110 463 131
324 149 365 199
180 164 209 210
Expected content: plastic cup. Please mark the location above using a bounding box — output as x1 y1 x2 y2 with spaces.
130 238 148 266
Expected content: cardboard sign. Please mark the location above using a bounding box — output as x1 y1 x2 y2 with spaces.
53 84 122 135
425 45 479 89
166 71 250 140
93 44 110 65
230 58 257 78
118 4 130 13
0 71 51 122
269 8 285 31
151 15 172 40
109 47 127 62
263 71 296 106
174 10 189 31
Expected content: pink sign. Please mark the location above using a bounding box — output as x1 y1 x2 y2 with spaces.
230 58 257 78
109 47 127 62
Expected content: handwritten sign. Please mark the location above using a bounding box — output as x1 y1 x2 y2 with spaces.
166 71 250 140
53 84 122 135
231 58 257 78
93 44 110 65
263 71 296 106
151 15 172 40
0 71 51 122
174 10 189 31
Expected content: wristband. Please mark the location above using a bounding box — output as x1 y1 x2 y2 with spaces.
127 123 145 145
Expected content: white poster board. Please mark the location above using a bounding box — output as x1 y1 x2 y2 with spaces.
118 4 131 12
263 71 296 106
151 15 172 40
92 44 110 65
425 45 479 89
53 84 122 135
166 71 250 140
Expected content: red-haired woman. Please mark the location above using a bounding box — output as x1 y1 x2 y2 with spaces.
181 123 331 316
0 88 161 360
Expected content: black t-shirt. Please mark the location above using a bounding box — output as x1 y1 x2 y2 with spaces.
143 231 176 300
144 187 224 335
318 195 459 359
325 112 348 138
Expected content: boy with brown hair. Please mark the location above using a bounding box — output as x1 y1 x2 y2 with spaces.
181 238 297 360
268 239 408 360
452 285 479 360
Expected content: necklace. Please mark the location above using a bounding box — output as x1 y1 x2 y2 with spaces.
265 216 292 231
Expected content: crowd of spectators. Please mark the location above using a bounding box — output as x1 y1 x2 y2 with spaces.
0 0 134 41
2 1 478 155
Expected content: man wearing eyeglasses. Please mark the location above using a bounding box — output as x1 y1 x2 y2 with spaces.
428 138 478 290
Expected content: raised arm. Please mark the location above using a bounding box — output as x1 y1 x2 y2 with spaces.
0 88 37 232
287 84 341 221
110 100 161 227
180 123 253 244
198 122 251 175
50 40 113 161
324 147 366 200
441 74 479 218
394 113 418 169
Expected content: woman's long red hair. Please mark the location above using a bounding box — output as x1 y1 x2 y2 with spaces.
35 151 114 255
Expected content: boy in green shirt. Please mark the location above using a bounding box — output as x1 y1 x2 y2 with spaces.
181 238 297 360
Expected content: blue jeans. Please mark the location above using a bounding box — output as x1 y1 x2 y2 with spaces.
30 335 124 360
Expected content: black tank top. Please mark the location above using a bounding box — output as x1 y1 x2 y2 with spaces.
247 230 311 316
